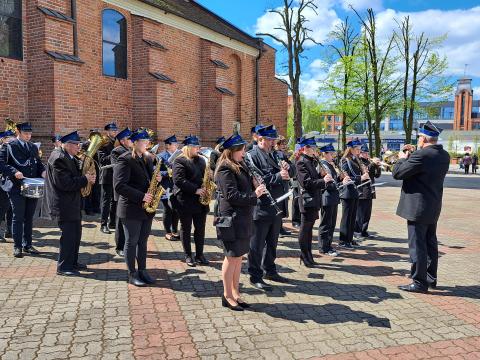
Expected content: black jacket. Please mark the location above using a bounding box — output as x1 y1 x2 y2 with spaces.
111 145 129 201
246 145 294 219
358 158 381 200
339 157 363 200
44 148 88 222
98 139 115 185
215 162 257 241
393 145 450 224
0 139 45 193
209 150 221 172
319 160 340 207
296 154 326 212
245 140 257 152
114 152 154 220
172 156 209 214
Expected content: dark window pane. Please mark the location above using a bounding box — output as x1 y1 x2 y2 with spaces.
0 14 22 59
102 43 127 78
102 9 127 78
0 0 21 18
102 9 126 44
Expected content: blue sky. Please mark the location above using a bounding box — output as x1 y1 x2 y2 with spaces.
197 0 480 100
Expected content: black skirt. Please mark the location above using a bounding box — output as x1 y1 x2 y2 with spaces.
222 237 250 257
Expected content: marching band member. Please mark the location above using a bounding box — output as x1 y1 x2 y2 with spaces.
318 143 345 256
274 135 293 237
339 139 369 249
0 130 15 242
44 131 96 276
0 122 45 258
214 133 266 311
209 136 225 172
157 135 180 241
291 142 303 228
394 121 449 293
110 127 133 257
247 125 294 290
245 124 264 152
354 144 381 240
295 137 330 267
98 122 118 234
51 135 62 150
172 135 210 267
114 129 160 287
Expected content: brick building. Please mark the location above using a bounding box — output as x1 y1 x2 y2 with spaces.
0 0 287 146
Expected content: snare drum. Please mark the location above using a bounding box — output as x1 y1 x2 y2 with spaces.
21 178 45 199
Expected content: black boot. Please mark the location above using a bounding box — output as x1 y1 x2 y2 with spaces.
138 270 155 284
299 253 314 268
128 272 147 287
100 225 111 234
306 251 317 265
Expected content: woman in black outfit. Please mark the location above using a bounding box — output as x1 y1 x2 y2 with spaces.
214 134 266 311
172 135 210 267
339 139 370 249
295 137 331 267
114 130 161 287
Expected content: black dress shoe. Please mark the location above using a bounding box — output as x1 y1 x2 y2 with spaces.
73 263 87 270
249 279 272 291
306 252 317 265
138 270 155 284
300 255 314 268
428 282 437 289
128 272 147 287
195 255 209 265
279 228 292 237
185 256 196 267
13 248 22 258
115 249 124 257
57 269 80 276
292 223 300 229
264 273 289 283
221 295 243 311
100 225 111 234
235 299 251 309
23 246 40 255
398 283 428 294
108 223 116 230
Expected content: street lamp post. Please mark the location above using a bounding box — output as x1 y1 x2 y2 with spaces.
336 125 342 149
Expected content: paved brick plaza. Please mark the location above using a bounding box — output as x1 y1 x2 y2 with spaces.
0 174 479 360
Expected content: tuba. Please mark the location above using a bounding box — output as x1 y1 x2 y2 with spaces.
199 155 216 206
78 132 108 197
5 118 17 132
143 160 166 213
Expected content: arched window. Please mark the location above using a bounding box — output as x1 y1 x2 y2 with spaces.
0 0 22 60
102 9 127 78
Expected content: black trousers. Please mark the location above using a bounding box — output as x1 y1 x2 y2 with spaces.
115 216 125 251
9 192 37 249
339 198 358 244
291 189 301 225
248 216 282 281
0 190 11 228
122 217 153 273
407 221 438 289
100 184 116 226
298 209 318 257
473 164 477 174
355 199 373 236
179 211 207 257
58 220 82 271
319 205 338 253
161 198 179 233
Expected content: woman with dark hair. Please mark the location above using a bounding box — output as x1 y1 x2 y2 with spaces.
339 140 370 249
295 137 331 267
214 134 266 310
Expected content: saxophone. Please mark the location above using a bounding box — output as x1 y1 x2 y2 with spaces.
143 161 166 213
199 155 216 206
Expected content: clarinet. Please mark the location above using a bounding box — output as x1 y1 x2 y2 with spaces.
244 153 283 216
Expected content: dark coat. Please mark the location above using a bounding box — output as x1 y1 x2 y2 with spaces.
0 139 45 193
393 145 450 224
110 145 129 201
215 162 257 241
44 148 88 222
209 150 221 172
296 154 326 213
172 155 209 214
247 145 294 219
319 160 340 207
98 138 115 185
339 157 363 200
358 158 381 200
113 152 154 220
245 140 257 152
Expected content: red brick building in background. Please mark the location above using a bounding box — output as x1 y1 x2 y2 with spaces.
0 0 287 146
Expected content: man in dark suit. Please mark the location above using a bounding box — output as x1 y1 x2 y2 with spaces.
246 125 294 290
110 127 133 257
393 121 450 293
0 122 45 258
0 130 15 242
98 122 118 234
44 131 96 276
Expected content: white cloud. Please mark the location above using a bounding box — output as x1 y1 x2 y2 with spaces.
375 7 480 78
255 0 341 47
340 0 383 12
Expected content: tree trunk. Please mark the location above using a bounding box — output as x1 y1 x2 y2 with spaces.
341 111 347 150
293 93 302 140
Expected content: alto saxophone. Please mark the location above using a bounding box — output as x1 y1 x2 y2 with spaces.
143 161 166 213
199 155 216 206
